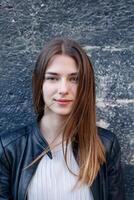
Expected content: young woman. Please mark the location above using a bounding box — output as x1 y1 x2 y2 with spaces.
0 39 124 200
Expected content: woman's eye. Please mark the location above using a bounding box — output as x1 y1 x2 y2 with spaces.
69 77 78 83
45 77 58 81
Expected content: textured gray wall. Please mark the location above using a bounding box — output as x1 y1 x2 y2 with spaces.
0 0 134 199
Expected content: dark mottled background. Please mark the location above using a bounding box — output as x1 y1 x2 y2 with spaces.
0 0 134 199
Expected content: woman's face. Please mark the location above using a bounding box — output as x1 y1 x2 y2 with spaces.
42 54 78 116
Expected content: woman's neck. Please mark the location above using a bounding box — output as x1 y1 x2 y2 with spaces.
39 113 67 145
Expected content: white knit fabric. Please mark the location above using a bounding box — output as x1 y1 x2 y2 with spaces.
27 144 94 200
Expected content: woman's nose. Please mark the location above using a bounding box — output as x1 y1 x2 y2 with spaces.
58 79 69 95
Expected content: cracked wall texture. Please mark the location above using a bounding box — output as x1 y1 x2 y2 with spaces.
0 0 134 199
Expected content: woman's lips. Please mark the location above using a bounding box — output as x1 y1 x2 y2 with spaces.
54 99 73 105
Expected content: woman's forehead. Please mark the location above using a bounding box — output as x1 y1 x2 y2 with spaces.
46 54 78 74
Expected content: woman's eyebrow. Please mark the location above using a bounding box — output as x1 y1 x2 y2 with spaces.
45 72 58 75
69 73 78 76
45 72 78 76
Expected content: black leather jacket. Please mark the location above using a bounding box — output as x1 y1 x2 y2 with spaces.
0 122 124 200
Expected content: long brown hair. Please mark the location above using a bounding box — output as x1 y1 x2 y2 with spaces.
32 38 106 186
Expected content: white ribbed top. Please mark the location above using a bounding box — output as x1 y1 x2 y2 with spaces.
27 144 93 200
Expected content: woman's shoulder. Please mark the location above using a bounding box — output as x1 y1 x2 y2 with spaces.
0 122 36 148
98 126 116 142
97 127 121 156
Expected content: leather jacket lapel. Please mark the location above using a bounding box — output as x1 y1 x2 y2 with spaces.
91 174 100 200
